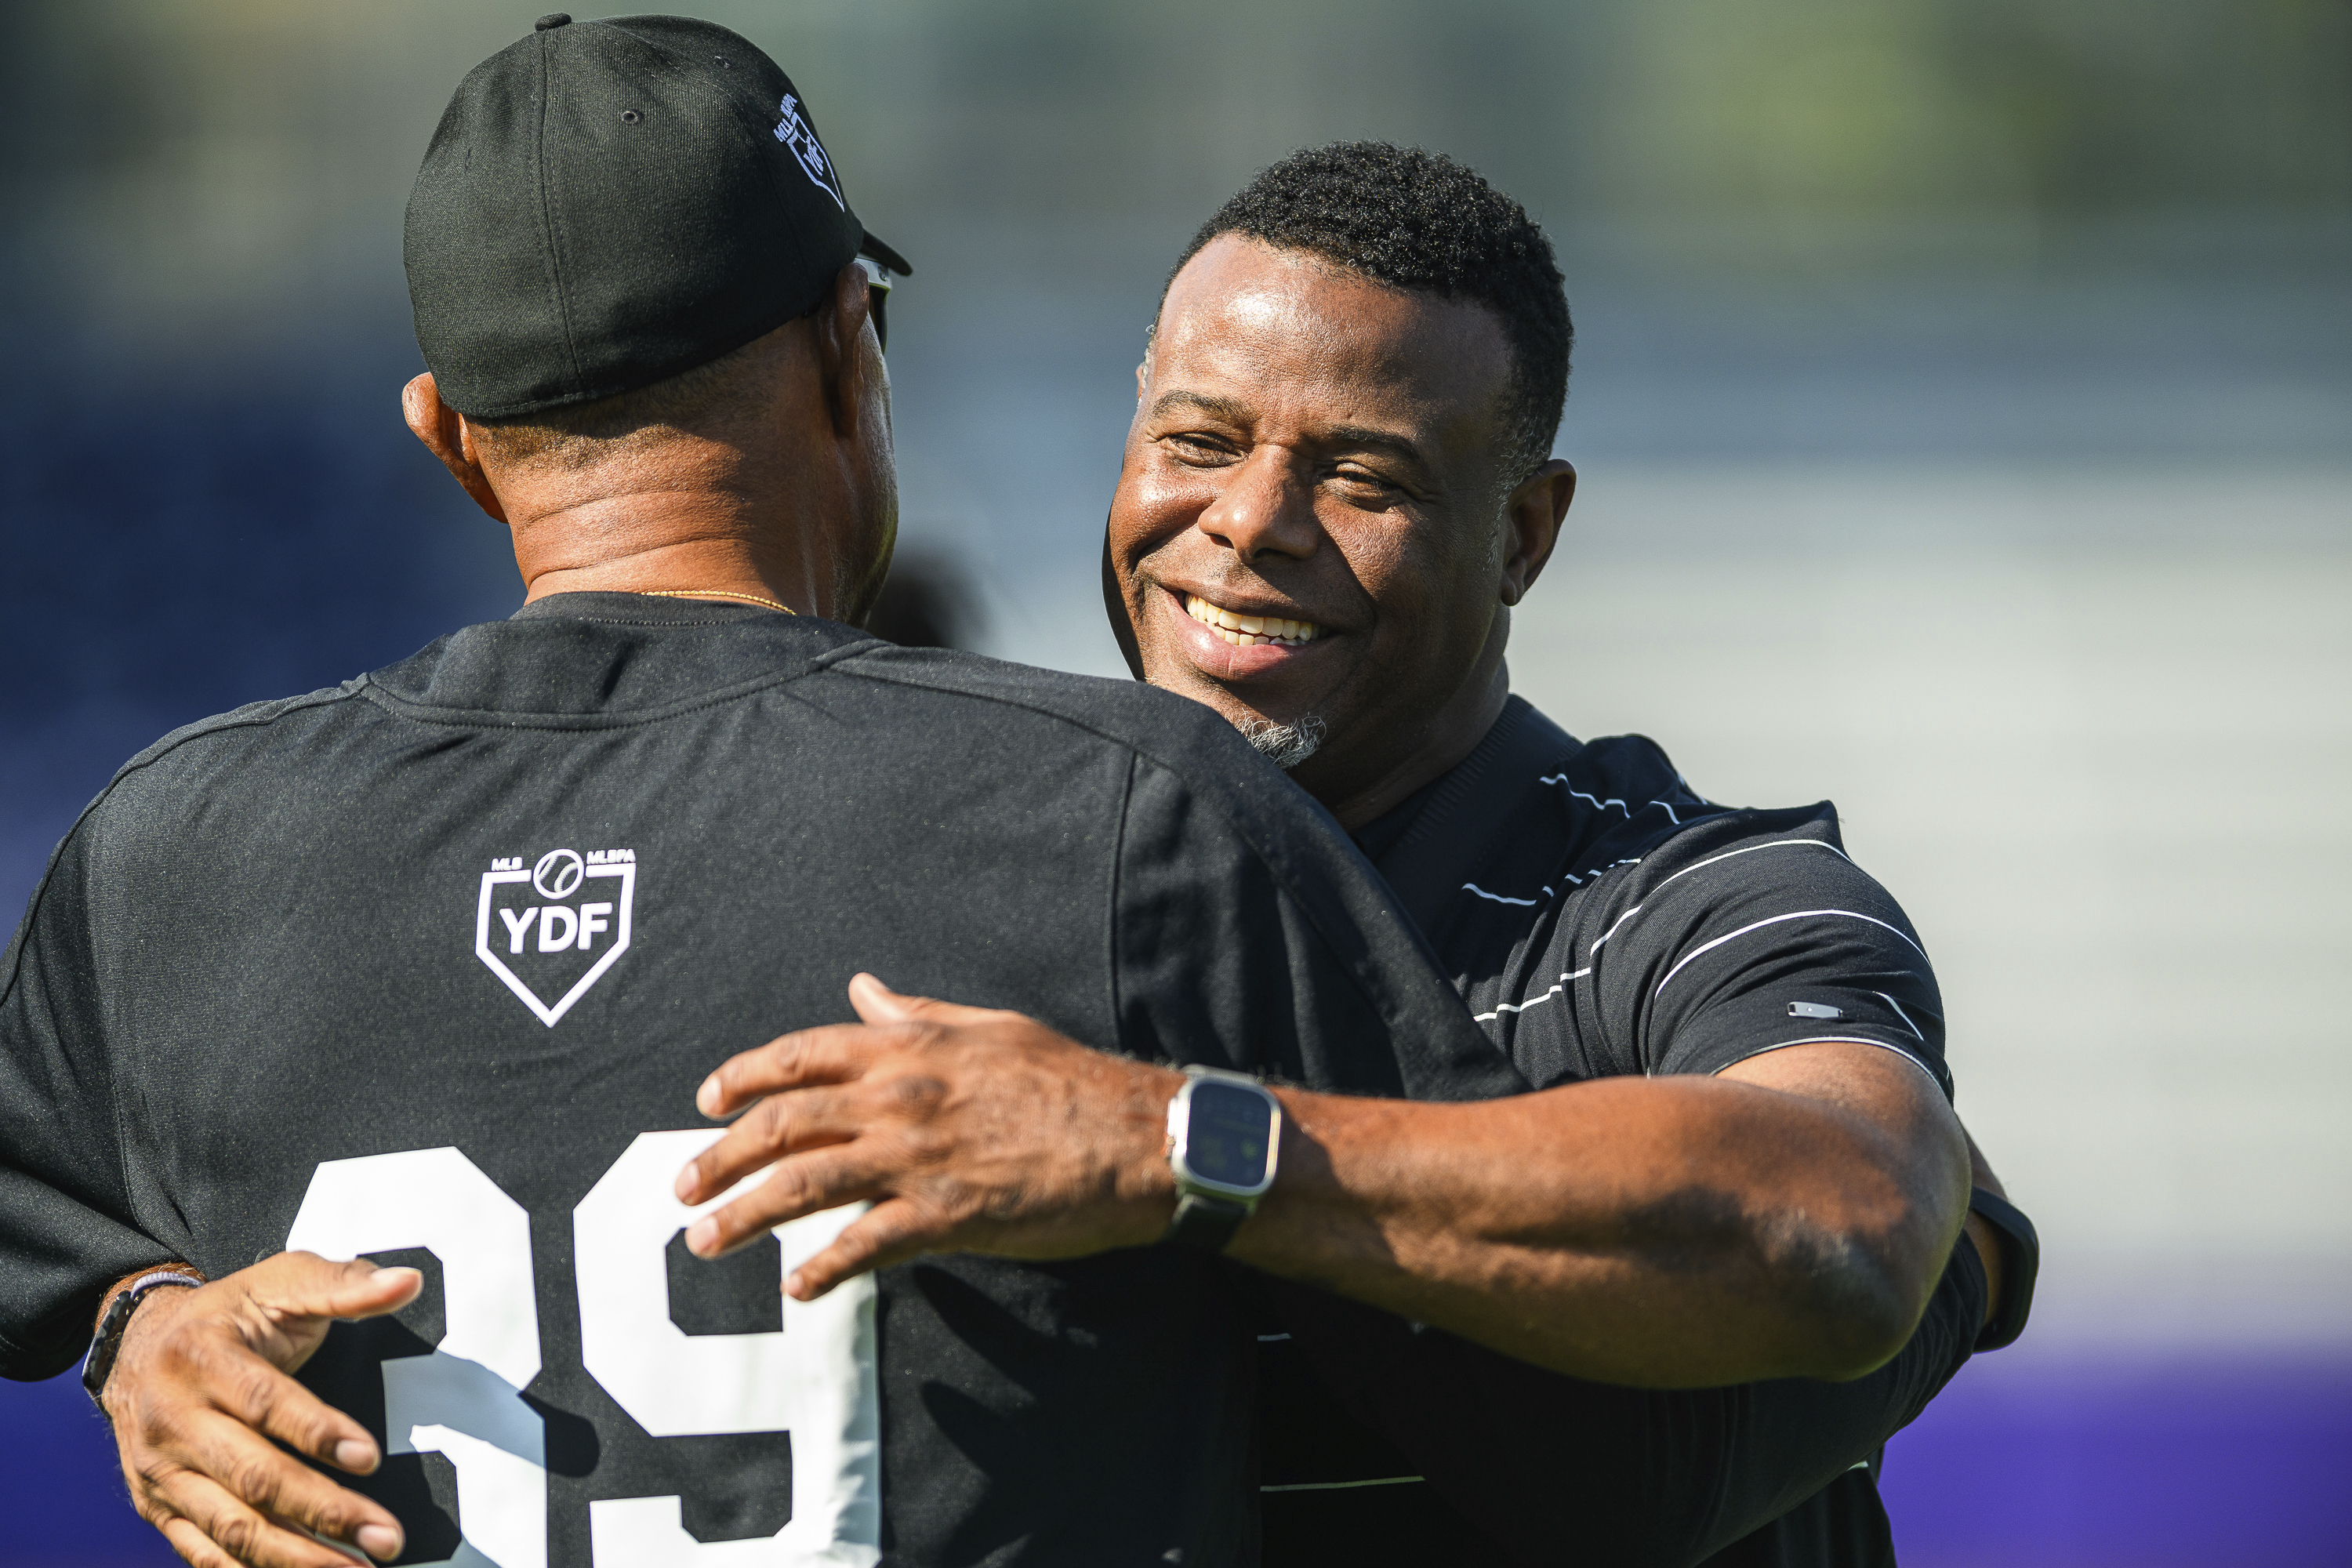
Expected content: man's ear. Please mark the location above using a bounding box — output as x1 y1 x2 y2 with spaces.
1497 459 1575 607
401 374 508 524
813 260 876 440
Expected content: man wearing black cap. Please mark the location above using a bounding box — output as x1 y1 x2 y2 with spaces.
0 17 1518 1568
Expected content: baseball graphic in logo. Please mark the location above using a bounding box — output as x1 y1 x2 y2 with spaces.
475 848 637 1025
773 93 844 209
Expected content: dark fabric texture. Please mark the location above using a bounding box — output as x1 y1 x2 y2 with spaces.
1694 1466 1897 1568
0 593 1513 1566
406 16 872 418
1258 695 1976 1566
1265 1235 1982 1566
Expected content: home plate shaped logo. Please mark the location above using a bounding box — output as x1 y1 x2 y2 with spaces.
475 848 637 1025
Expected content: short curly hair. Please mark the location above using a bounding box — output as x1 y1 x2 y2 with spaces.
1166 143 1570 485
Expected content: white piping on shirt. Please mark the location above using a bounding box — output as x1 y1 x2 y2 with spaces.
1652 837 1852 897
1464 881 1552 907
1261 1477 1427 1493
1654 909 1929 998
1472 969 1593 1022
1581 844 1850 964
1875 991 1927 1042
1537 775 1696 826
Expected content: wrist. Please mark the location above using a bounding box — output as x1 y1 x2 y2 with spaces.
85 1267 207 1416
1160 1066 1283 1250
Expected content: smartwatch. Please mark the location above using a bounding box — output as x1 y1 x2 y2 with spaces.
82 1269 205 1414
1163 1066 1282 1251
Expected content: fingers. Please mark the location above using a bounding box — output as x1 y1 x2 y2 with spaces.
846 972 1029 1030
208 1338 391 1478
696 1024 895 1118
132 1399 405 1563
158 1512 249 1568
844 972 920 1023
784 1196 947 1300
677 1083 864 1206
140 1460 386 1568
249 1254 423 1326
685 1146 891 1257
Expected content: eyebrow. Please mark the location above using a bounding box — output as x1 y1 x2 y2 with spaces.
1149 391 1435 474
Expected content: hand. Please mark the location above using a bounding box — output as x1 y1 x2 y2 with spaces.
102 1253 423 1568
675 974 1184 1298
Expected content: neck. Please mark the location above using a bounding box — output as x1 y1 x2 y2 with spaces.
506 465 840 619
1295 619 1513 831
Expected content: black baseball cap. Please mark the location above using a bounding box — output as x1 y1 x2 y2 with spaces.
405 13 909 420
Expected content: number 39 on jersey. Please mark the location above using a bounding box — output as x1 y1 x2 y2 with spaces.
285 1134 880 1567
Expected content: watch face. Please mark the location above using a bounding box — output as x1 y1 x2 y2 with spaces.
1185 1081 1272 1190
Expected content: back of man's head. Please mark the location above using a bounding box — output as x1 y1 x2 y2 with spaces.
405 14 907 434
398 15 912 615
1165 143 1570 485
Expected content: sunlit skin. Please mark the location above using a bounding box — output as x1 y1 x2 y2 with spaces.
1110 234 1576 826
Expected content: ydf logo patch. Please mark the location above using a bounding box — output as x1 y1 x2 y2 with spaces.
474 847 637 1025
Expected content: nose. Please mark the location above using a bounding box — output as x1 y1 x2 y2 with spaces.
1193 445 1320 568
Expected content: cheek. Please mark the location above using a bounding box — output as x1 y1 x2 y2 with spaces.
1111 461 1217 580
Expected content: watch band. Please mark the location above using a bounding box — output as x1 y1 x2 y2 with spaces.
82 1270 205 1414
1163 1192 1253 1252
1967 1187 2040 1352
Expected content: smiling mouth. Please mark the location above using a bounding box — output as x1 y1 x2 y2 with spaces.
1183 593 1325 648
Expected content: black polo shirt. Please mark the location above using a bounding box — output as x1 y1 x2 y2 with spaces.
0 593 1517 1568
1258 695 1985 1567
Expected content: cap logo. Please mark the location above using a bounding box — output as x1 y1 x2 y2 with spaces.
774 94 844 210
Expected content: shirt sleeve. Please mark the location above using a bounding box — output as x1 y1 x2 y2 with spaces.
1109 750 1523 1104
0 812 180 1381
1585 807 1954 1100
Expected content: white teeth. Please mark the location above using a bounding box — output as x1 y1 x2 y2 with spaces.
1184 593 1323 648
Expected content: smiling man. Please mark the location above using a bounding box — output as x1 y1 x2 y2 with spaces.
687 146 2038 1566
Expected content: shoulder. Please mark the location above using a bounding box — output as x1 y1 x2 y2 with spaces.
824 644 1324 833
2 681 364 1000
1547 732 1719 831
64 683 366 837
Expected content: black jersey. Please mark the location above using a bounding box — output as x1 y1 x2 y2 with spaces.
1258 696 1984 1567
0 593 1517 1568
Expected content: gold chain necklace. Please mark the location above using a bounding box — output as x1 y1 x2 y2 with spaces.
638 589 796 615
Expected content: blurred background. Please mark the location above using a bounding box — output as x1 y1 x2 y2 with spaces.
2 2 2346 1563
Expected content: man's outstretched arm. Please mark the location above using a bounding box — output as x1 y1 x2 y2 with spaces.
677 976 1971 1389
1231 1038 1969 1386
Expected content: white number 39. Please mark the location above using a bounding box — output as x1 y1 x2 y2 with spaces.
285 1136 881 1567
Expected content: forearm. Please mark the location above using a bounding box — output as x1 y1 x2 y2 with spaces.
1227 1054 1969 1386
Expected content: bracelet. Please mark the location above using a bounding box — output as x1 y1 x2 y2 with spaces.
82 1269 206 1414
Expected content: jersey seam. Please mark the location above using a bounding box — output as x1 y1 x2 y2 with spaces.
358 664 824 730
355 633 887 731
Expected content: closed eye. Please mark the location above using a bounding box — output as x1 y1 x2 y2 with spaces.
1160 431 1240 465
